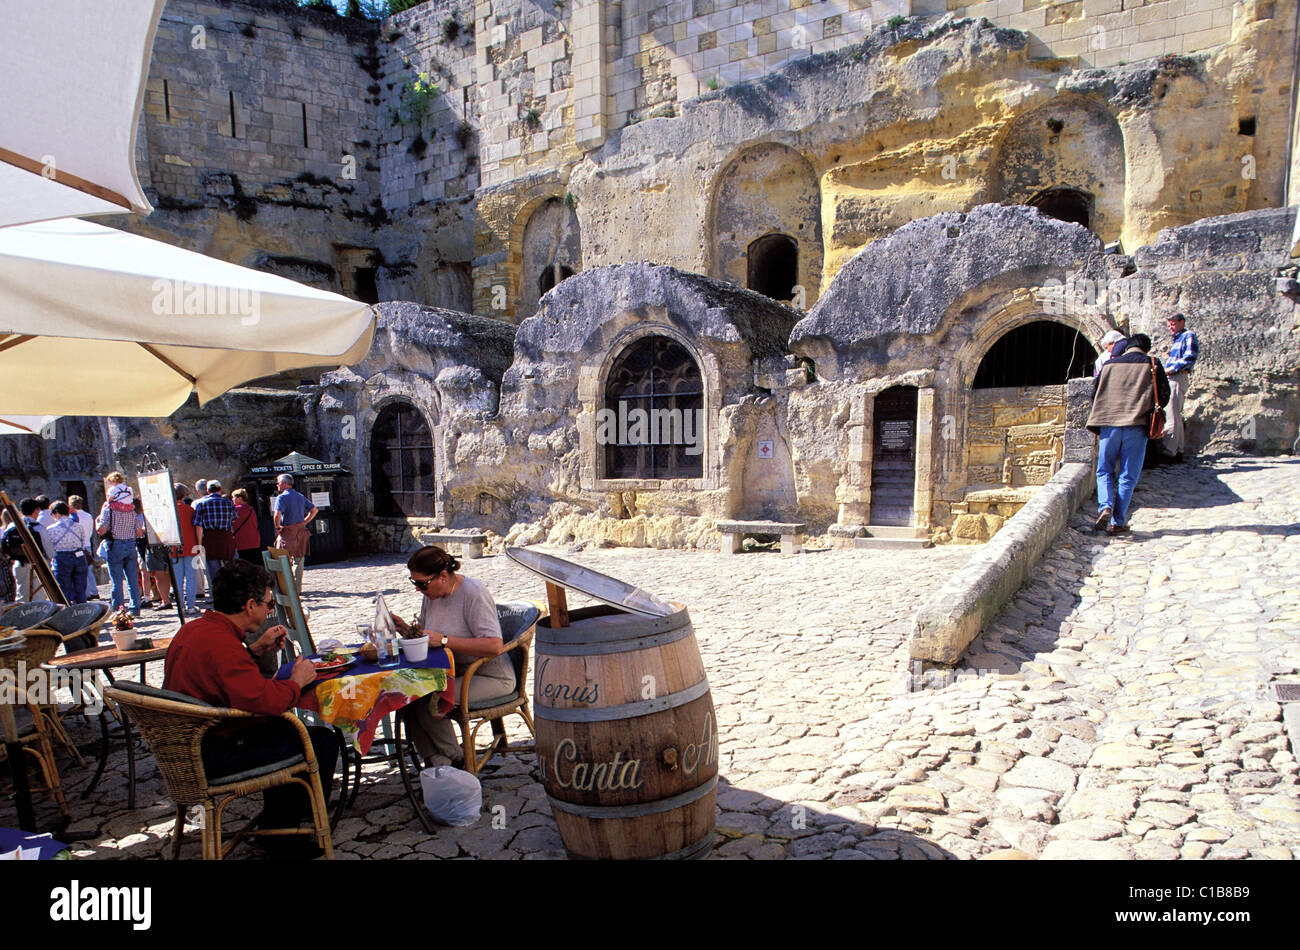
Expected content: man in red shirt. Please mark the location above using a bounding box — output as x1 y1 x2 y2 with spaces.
164 559 334 852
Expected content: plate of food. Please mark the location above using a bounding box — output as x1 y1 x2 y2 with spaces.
311 653 356 678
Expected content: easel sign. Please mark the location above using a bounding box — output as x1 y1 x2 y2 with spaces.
0 489 68 606
137 470 181 547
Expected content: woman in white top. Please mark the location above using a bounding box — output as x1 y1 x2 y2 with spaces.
394 546 510 764
46 501 89 604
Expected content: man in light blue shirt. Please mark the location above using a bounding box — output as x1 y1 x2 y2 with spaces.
272 474 316 590
1161 312 1200 461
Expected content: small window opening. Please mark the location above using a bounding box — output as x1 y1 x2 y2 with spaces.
538 263 574 296
1238 116 1256 136
228 90 238 138
1027 187 1092 230
747 233 798 302
973 320 1096 388
163 79 171 122
353 267 379 305
302 102 309 147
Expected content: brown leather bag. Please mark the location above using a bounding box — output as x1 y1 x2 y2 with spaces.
1148 358 1167 440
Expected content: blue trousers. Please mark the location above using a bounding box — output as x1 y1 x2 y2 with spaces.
104 538 143 614
52 551 89 605
1096 425 1147 526
171 554 197 613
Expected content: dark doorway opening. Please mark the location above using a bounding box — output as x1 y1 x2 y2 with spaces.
870 386 918 527
538 263 575 296
747 233 798 302
62 481 88 504
353 266 379 304
1027 187 1093 230
974 320 1096 389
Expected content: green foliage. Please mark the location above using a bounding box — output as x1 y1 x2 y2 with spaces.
299 0 338 12
524 108 541 127
706 75 721 91
442 10 462 41
396 71 439 126
387 0 426 13
887 14 907 29
564 191 577 210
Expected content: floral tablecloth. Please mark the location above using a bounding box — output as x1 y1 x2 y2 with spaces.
278 651 453 754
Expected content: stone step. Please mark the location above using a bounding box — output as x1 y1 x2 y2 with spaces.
854 536 934 551
863 525 928 539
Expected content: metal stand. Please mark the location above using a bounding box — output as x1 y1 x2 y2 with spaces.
137 449 185 626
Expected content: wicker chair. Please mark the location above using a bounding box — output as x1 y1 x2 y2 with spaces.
104 682 334 860
0 630 70 817
0 601 63 631
42 602 111 652
447 603 540 775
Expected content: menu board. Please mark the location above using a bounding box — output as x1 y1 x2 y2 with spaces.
137 469 182 547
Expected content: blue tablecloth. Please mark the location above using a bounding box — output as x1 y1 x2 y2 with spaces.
0 828 69 860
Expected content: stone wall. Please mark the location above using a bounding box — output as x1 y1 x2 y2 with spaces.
1128 206 1300 454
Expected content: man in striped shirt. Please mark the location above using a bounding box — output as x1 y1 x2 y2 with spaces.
1161 312 1200 461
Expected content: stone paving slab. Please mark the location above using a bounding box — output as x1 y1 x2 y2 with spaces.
8 455 1299 860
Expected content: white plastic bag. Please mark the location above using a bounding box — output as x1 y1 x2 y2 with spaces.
420 766 482 827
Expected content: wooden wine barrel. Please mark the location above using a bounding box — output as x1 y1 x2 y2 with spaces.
534 603 717 860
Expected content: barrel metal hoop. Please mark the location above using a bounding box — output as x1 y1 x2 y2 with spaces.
536 677 711 722
652 832 716 861
535 625 694 656
547 774 718 820
536 607 690 645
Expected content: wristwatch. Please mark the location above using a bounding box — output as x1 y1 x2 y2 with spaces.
440 635 449 648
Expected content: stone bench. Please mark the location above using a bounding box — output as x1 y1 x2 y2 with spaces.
418 530 488 559
716 520 806 556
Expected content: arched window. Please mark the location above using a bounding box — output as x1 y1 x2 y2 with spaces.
370 403 435 517
974 321 1096 388
747 233 798 302
538 263 575 296
1027 187 1093 230
603 337 704 479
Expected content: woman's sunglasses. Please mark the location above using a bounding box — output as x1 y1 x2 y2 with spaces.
410 575 439 591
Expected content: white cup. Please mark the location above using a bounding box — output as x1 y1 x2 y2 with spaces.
112 629 137 651
400 634 429 663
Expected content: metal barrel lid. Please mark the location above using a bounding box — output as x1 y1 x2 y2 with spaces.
505 546 676 618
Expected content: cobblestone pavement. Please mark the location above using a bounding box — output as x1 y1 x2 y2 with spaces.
10 455 1299 859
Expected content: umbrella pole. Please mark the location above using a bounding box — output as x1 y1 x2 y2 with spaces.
167 558 183 626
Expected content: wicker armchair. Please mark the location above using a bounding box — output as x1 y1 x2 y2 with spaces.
103 683 333 860
447 603 540 775
0 630 70 817
43 602 111 652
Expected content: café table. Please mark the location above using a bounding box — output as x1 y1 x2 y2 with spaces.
44 637 173 810
278 647 454 832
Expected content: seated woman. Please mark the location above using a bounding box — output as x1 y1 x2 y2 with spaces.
395 546 510 766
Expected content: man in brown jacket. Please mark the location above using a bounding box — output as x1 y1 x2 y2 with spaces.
1086 333 1170 535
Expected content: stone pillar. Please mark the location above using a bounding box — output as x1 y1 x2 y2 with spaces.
1063 377 1097 464
572 0 607 150
913 387 935 529
837 388 872 525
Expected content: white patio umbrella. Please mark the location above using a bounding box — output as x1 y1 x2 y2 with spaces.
0 415 57 436
0 218 376 416
0 0 162 228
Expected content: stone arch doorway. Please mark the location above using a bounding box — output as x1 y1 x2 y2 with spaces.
709 142 822 307
518 197 581 319
601 335 704 481
870 385 920 527
973 319 1098 388
369 401 437 518
991 97 1125 244
747 233 798 302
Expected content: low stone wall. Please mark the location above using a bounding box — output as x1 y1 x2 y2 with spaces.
909 460 1092 665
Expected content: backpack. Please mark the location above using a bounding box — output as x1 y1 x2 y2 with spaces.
2 524 29 564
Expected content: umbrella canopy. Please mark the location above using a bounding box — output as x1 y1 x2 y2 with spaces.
0 0 161 228
0 416 57 437
0 218 376 416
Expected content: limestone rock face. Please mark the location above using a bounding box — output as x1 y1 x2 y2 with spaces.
791 204 1105 379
